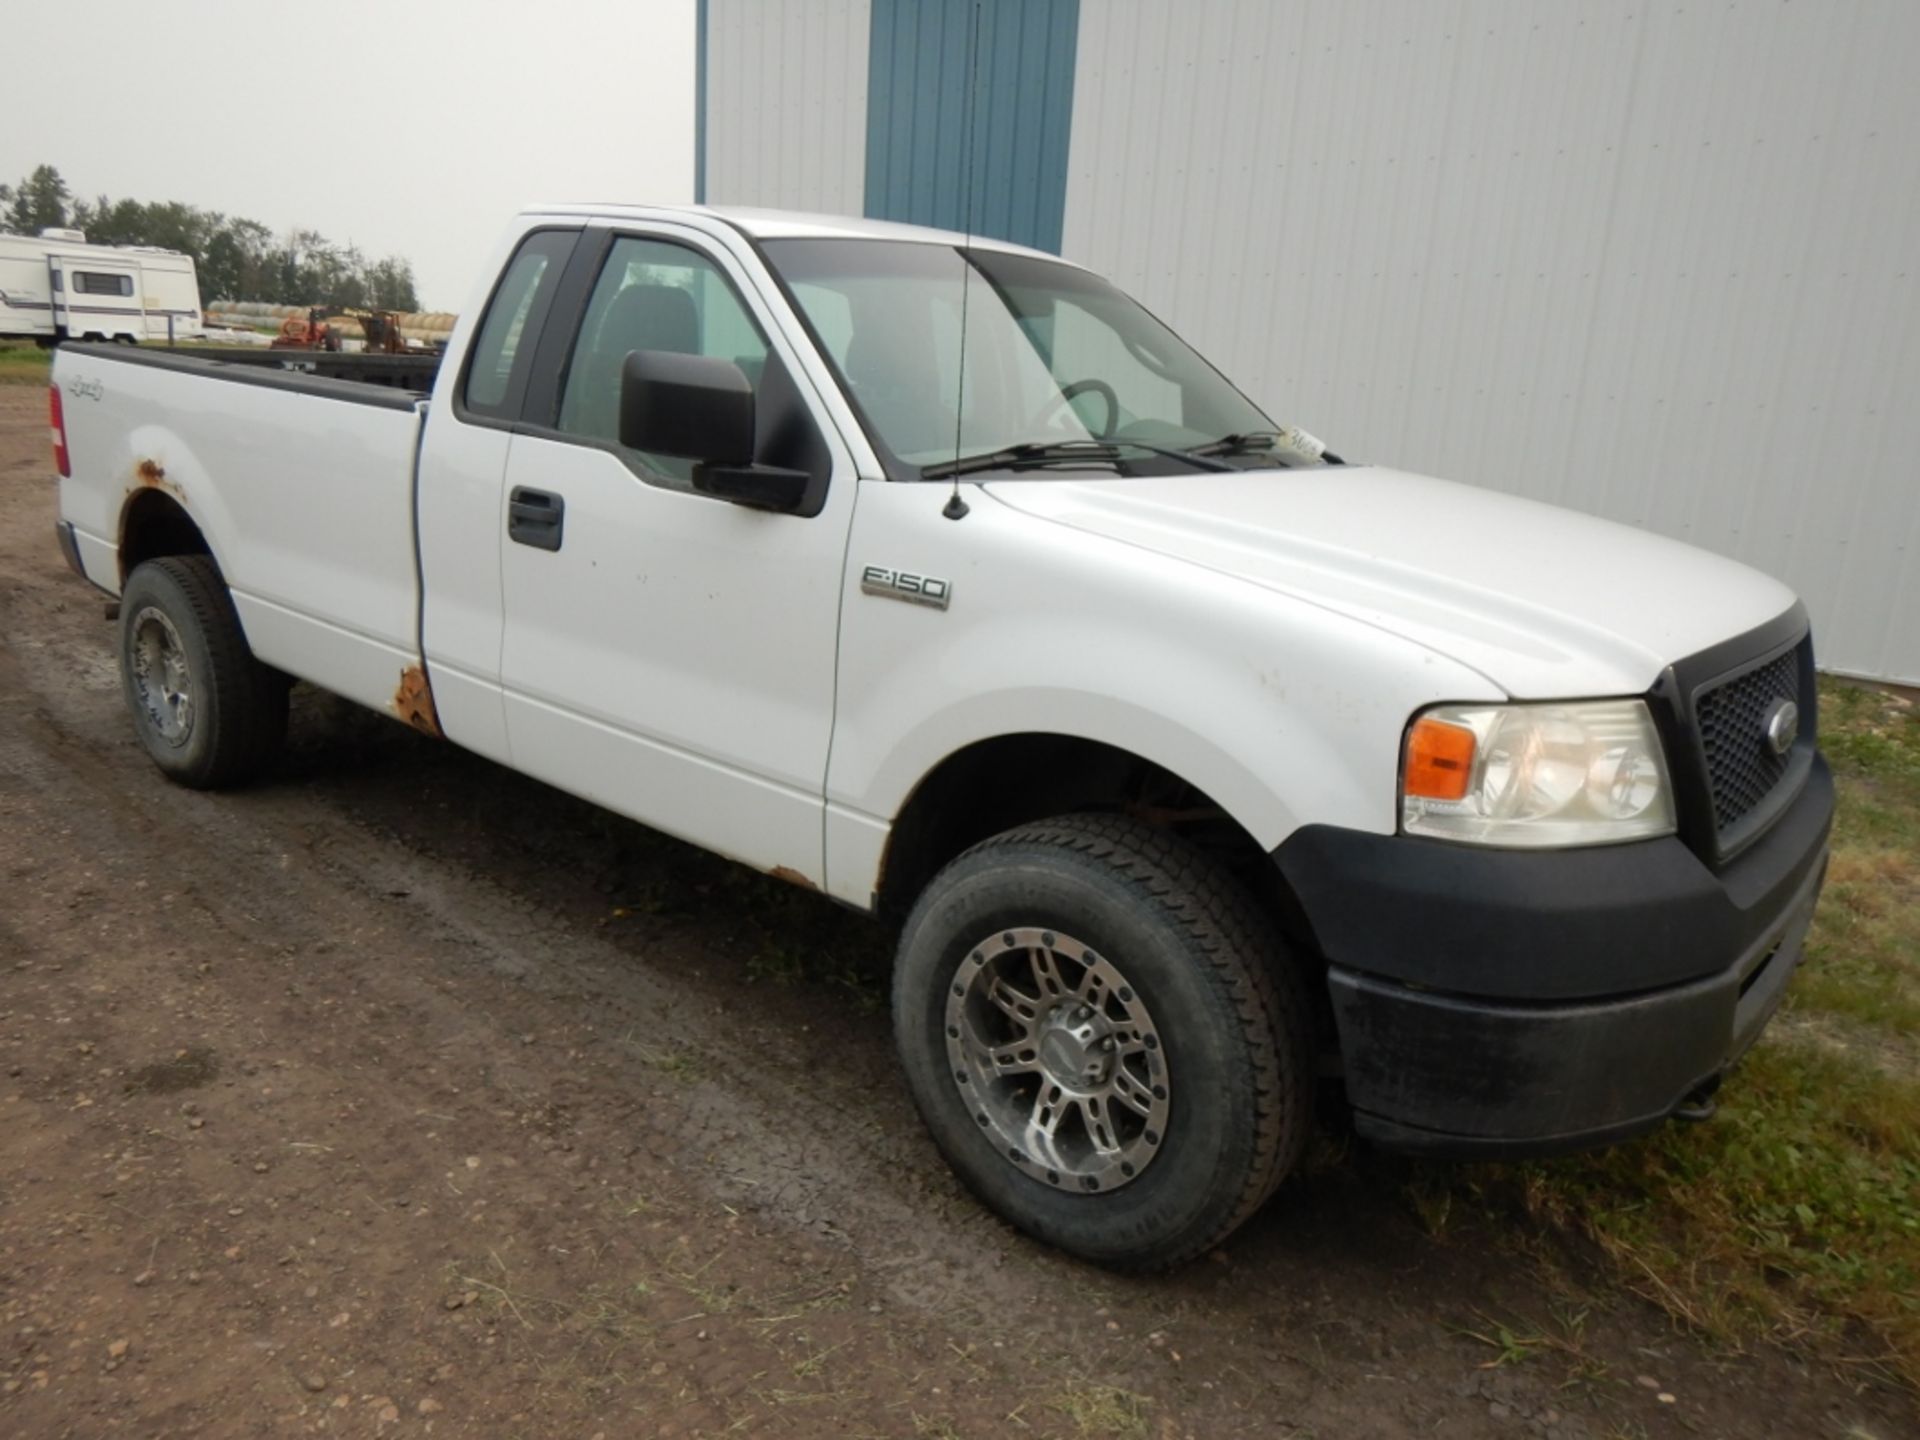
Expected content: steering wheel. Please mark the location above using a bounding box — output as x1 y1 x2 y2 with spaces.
1027 378 1120 440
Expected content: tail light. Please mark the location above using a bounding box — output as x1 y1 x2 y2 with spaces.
50 383 71 478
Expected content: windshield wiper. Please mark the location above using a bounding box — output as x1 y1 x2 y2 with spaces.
1187 430 1282 458
922 441 1127 481
922 438 1234 480
1188 429 1346 465
1110 440 1236 472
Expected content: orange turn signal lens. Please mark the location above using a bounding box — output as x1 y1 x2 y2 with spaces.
1403 716 1477 802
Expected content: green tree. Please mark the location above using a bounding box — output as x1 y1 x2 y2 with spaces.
363 257 420 312
3 164 72 233
10 163 426 312
198 217 274 304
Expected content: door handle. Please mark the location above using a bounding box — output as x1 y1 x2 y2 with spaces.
508 486 565 552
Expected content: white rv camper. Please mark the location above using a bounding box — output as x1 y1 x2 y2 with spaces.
0 229 205 345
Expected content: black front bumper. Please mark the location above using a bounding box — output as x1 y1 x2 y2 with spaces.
1273 756 1833 1157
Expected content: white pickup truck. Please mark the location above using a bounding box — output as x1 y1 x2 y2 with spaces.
51 204 1832 1268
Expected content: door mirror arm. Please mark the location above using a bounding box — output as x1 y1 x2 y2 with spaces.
692 462 811 512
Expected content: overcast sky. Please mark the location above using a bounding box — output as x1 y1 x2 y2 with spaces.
0 0 696 310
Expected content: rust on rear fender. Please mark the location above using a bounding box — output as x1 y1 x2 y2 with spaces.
768 865 819 892
393 664 443 738
131 458 185 502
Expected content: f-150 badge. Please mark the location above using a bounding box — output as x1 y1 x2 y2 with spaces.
861 565 951 610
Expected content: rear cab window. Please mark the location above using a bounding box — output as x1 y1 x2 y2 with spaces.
461 229 578 419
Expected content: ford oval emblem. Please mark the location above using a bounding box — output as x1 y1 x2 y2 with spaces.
1764 699 1799 757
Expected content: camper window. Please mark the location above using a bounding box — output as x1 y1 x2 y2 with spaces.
75 272 134 298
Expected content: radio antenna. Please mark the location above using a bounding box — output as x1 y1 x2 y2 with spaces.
943 0 984 521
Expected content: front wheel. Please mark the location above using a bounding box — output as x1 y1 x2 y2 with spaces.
893 814 1313 1269
119 556 287 788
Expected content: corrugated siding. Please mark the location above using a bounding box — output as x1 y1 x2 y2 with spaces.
1064 0 1920 684
702 0 871 214
864 0 1079 252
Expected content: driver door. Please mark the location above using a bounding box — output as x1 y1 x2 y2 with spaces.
495 226 856 884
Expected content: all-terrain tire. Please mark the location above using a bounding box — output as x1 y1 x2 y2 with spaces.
119 556 287 789
893 814 1314 1269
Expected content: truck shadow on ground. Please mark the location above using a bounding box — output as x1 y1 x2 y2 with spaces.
267 694 1685 1360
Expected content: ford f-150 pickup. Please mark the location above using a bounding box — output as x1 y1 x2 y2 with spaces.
50 204 1832 1268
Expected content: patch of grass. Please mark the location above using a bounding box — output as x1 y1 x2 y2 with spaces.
1426 679 1920 1385
1453 1302 1607 1382
590 804 891 1008
618 1031 701 1080
721 865 890 1009
0 343 52 384
790 1340 845 1379
745 938 810 986
1046 1380 1152 1438
1797 683 1920 1037
1482 1044 1919 1365
470 1248 656 1319
610 1189 657 1218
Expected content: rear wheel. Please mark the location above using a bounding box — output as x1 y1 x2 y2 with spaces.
119 556 287 788
893 814 1312 1269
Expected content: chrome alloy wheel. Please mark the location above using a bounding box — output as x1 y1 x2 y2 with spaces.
946 926 1172 1192
129 606 194 745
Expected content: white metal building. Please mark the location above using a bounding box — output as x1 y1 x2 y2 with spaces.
699 0 1920 684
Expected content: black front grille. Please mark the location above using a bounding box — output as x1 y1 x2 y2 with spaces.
1696 646 1802 835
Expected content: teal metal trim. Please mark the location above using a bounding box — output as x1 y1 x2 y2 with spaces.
694 0 710 204
863 0 1080 253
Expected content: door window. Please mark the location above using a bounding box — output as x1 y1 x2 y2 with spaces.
556 237 771 486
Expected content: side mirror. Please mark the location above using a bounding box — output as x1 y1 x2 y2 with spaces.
618 350 810 513
619 350 754 464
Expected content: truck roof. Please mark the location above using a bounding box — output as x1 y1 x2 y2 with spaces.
524 203 1064 261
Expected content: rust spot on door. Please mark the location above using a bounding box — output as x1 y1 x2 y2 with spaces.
393 664 443 738
769 865 819 892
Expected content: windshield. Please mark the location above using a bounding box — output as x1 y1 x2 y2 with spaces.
760 238 1280 480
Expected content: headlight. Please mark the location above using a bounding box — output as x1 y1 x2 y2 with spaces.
1400 700 1675 847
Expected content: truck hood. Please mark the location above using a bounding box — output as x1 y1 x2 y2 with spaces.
983 466 1798 698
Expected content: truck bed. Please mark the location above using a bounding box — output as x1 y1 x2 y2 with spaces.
62 342 441 404
54 340 432 727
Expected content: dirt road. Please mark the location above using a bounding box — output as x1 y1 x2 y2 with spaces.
0 384 1907 1438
